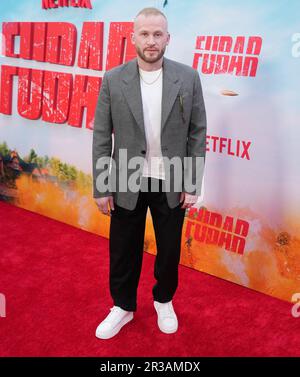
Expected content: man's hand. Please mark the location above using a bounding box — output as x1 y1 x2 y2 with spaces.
180 192 199 209
95 196 114 215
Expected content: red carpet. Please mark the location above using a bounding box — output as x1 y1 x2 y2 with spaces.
0 200 299 357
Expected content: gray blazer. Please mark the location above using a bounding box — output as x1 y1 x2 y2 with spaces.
92 56 207 210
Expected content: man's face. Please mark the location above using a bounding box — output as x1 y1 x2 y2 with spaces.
132 14 170 64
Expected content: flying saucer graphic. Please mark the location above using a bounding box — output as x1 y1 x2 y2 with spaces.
221 90 239 96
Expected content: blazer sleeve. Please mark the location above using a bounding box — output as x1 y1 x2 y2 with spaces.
184 70 207 195
92 72 113 198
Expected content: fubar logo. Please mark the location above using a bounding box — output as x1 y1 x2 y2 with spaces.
42 0 92 10
193 35 262 77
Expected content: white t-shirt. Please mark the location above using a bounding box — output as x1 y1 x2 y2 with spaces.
139 67 165 180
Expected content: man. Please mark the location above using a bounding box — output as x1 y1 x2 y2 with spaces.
92 7 206 339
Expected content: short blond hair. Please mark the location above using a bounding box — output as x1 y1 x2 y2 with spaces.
135 7 167 22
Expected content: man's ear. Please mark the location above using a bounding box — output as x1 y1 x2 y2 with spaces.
131 32 135 44
166 32 170 45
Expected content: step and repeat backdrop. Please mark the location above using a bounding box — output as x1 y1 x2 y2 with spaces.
0 0 299 302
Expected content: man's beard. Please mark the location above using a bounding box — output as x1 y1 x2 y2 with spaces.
136 45 166 64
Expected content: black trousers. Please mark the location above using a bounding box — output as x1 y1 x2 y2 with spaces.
109 177 186 311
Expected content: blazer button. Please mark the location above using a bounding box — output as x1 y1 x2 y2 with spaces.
141 150 146 155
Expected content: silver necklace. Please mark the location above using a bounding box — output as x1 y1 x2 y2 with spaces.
139 68 162 85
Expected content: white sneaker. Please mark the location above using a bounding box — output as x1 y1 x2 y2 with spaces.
95 306 134 339
154 300 178 334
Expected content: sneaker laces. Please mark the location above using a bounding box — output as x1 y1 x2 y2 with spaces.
103 306 125 323
157 302 175 319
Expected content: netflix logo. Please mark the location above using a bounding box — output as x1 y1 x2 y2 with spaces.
193 35 262 77
206 135 252 160
42 0 92 10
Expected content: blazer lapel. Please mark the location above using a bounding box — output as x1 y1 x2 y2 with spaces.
161 57 182 132
120 58 146 139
